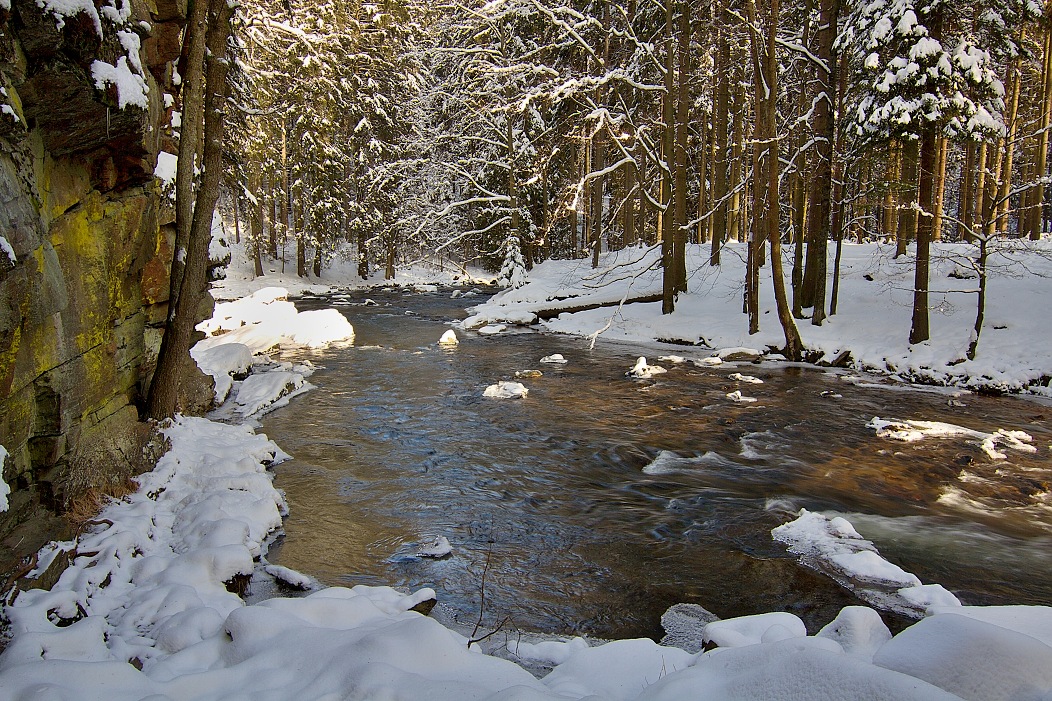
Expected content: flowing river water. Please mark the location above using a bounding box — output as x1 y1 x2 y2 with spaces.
261 287 1052 641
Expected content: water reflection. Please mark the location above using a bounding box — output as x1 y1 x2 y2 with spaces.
262 289 1052 640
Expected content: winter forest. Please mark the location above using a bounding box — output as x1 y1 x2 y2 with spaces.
223 0 1047 357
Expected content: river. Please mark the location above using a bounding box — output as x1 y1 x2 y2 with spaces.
260 287 1052 641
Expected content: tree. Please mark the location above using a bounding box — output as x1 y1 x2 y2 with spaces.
147 0 236 419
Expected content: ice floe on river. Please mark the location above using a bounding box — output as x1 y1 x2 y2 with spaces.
868 417 1038 460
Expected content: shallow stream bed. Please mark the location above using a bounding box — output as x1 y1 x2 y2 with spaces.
261 288 1052 641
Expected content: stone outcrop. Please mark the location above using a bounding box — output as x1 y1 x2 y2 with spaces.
0 0 188 576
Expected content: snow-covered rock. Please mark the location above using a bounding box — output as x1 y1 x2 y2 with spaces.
626 357 667 379
725 390 757 403
439 330 459 346
728 372 763 384
540 354 568 364
483 381 528 399
417 536 452 559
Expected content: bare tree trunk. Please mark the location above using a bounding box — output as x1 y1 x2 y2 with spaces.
711 17 729 266
958 141 976 241
1027 25 1052 240
909 128 937 345
168 0 210 313
897 139 919 257
148 0 234 419
672 0 689 292
883 140 900 240
661 0 676 314
997 54 1023 234
933 137 948 241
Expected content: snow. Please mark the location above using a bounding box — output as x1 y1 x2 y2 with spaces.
772 509 961 617
725 390 757 403
0 235 15 265
91 56 149 109
539 353 567 364
0 444 10 512
483 381 528 399
626 356 666 378
466 241 1052 394
728 373 763 384
36 0 103 35
439 329 459 345
154 151 178 187
867 417 1037 460
416 536 452 558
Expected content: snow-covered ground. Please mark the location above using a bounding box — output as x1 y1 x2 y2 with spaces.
3 242 1052 699
466 240 1052 395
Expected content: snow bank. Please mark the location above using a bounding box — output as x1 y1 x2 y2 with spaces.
466 241 1052 394
191 287 352 405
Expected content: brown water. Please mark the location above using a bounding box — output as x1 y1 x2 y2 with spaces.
261 288 1052 640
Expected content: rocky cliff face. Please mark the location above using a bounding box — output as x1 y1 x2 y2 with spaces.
0 0 187 575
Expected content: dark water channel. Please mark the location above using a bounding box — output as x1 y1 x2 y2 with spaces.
262 288 1052 641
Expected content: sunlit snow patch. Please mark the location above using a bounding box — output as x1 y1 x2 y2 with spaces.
234 368 313 417
483 381 528 399
772 509 960 618
693 356 724 367
438 329 459 346
658 355 687 364
714 346 763 361
478 324 507 336
540 353 567 364
626 356 666 378
868 417 1037 460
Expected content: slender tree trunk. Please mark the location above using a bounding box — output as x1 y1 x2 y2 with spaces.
997 55 1023 234
168 0 209 313
711 20 729 266
897 139 919 257
933 137 948 241
729 81 744 244
1028 25 1052 240
883 140 900 240
661 0 676 314
673 0 689 292
804 0 838 325
909 128 937 345
967 236 988 360
958 141 976 241
147 0 234 419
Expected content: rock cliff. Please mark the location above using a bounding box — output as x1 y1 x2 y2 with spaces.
0 0 187 578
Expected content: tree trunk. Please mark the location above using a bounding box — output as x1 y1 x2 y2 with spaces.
996 54 1023 234
147 0 234 419
672 1 689 293
932 137 948 241
909 129 937 345
883 140 900 240
1027 25 1052 240
661 0 676 314
958 141 976 241
897 138 919 257
710 19 729 266
167 0 209 313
